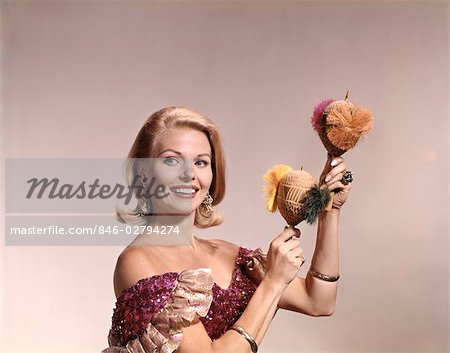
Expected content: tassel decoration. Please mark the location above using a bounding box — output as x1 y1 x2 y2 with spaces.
311 99 335 133
303 186 331 224
263 164 292 212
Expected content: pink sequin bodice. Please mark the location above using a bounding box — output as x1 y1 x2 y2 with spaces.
200 246 258 340
107 246 259 348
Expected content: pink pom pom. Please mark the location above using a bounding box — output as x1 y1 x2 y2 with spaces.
311 99 335 133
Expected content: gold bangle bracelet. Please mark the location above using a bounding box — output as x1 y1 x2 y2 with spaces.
230 325 258 353
309 267 340 282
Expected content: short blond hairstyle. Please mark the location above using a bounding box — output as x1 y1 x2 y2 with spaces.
117 106 226 228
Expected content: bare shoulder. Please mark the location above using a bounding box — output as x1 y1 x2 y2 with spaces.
208 238 240 257
113 246 156 298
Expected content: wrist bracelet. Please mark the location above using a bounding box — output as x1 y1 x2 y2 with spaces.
230 325 258 353
309 267 340 282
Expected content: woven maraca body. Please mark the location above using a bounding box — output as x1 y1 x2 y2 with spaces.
276 170 317 226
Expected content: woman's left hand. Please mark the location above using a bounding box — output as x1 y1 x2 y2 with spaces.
319 154 352 210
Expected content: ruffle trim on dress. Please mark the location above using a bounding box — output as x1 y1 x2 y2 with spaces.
102 268 214 353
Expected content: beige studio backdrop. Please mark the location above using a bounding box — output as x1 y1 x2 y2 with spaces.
1 1 449 353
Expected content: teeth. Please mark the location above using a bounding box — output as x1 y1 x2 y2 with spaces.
173 188 196 194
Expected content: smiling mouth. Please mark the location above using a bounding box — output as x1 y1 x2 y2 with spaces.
169 186 199 198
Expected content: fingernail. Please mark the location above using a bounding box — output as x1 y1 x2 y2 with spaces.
325 175 331 182
331 159 338 167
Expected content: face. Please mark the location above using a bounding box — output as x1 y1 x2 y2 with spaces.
148 127 213 215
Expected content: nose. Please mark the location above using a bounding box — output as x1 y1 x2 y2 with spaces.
179 159 195 181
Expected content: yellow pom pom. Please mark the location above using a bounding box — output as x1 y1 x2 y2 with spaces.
263 164 293 212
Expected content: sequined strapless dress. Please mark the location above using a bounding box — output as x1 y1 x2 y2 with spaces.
102 246 267 353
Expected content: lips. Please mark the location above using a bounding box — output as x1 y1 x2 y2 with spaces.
169 185 200 198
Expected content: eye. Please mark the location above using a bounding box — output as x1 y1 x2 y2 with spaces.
163 156 182 166
195 159 210 168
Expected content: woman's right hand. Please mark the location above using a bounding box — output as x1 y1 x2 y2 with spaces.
264 226 304 289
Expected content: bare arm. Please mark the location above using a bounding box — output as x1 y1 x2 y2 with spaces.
179 277 285 353
277 155 351 316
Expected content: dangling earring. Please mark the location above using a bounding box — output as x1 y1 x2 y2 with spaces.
136 179 152 216
138 198 152 216
202 193 214 216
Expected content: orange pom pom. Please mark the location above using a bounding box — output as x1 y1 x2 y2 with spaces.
325 100 373 152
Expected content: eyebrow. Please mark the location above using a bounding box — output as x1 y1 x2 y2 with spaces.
158 149 211 159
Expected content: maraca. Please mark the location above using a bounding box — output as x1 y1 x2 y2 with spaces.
311 91 373 157
263 165 330 225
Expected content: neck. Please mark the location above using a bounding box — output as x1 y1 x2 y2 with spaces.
131 212 197 247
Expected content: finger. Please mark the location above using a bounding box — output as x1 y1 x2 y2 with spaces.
283 237 301 251
327 180 352 192
326 180 345 191
293 252 306 267
279 226 300 241
321 159 345 185
325 172 344 186
286 226 301 239
330 157 344 167
289 246 304 258
300 257 306 267
324 164 346 183
293 257 304 269
332 158 344 166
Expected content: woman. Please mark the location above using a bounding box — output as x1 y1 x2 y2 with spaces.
102 106 351 353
